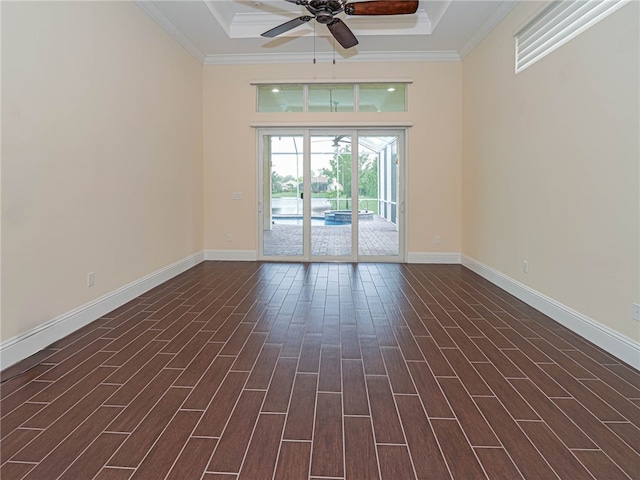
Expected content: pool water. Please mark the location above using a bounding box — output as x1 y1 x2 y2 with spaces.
272 217 326 226
272 211 374 227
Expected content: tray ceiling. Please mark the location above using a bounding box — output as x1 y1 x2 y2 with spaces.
135 0 520 64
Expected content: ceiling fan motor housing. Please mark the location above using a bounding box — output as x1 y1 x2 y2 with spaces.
309 0 344 22
309 0 343 10
315 11 334 23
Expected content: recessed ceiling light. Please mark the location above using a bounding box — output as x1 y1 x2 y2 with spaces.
387 87 396 92
272 88 280 93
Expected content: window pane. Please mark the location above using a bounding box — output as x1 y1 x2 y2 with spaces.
359 84 406 112
263 135 304 257
257 85 303 112
308 84 354 112
311 135 352 256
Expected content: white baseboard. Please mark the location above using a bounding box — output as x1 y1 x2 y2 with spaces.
5 249 636 372
408 252 461 264
205 250 257 261
462 255 640 370
0 251 205 370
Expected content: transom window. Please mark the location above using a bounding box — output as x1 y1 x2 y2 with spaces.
256 83 407 113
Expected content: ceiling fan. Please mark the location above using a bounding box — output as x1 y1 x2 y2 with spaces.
261 0 419 49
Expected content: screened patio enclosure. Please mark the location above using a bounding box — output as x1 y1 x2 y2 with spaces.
364 135 399 228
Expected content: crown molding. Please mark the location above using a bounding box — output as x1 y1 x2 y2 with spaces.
459 0 519 59
424 0 452 31
204 50 460 65
136 0 514 66
135 1 206 63
203 0 231 37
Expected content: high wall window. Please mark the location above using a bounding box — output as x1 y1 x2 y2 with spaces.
256 83 407 113
515 0 630 72
308 84 354 112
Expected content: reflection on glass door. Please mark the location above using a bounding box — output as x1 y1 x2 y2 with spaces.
311 134 352 258
262 134 304 258
358 135 400 257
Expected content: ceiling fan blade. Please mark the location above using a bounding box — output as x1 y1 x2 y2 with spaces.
261 15 312 38
327 18 359 49
345 1 418 15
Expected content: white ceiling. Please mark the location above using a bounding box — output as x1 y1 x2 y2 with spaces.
135 0 519 64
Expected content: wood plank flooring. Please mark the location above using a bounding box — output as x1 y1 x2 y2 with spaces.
1 262 639 479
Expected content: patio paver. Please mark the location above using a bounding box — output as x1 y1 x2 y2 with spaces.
263 215 399 257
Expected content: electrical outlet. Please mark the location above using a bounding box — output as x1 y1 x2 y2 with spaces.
522 261 529 274
232 192 243 200
87 272 95 287
434 235 441 245
633 303 640 322
226 233 233 242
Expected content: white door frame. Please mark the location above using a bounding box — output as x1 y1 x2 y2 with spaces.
257 127 406 262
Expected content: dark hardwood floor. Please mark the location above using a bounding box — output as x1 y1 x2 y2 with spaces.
1 261 639 479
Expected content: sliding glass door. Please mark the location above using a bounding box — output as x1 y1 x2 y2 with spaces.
261 134 305 259
358 134 401 259
310 134 353 258
259 129 404 262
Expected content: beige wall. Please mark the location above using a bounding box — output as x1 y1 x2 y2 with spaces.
203 61 462 256
6 0 633 356
462 2 640 341
1 2 204 341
